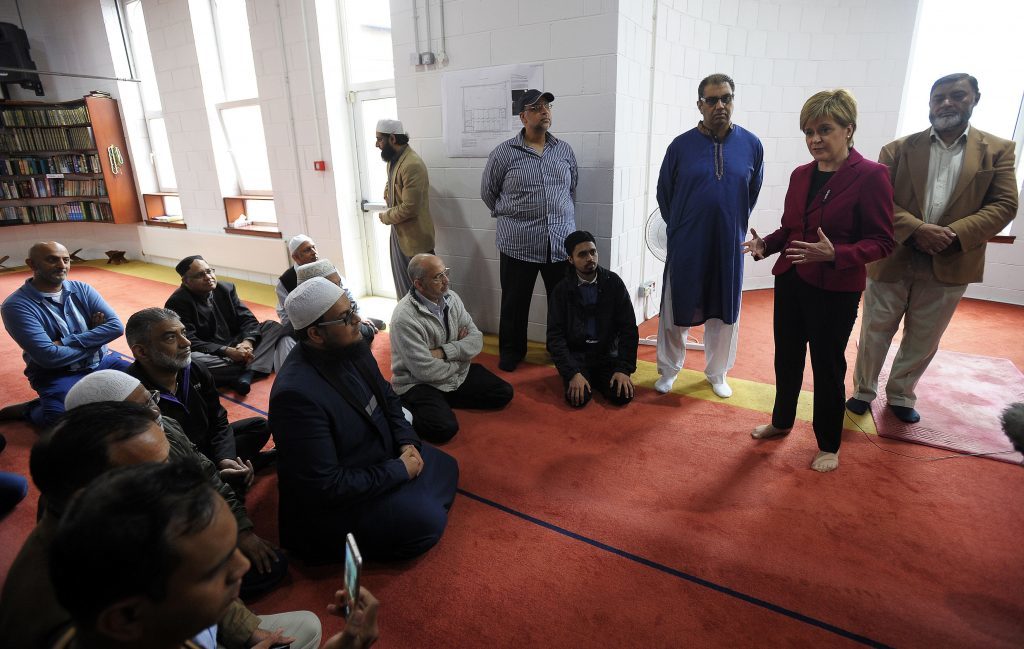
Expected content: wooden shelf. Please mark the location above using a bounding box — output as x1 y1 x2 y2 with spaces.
0 196 109 205
145 219 187 229
224 224 281 238
0 96 141 226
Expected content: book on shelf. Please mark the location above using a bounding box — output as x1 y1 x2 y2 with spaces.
0 104 90 127
0 153 102 175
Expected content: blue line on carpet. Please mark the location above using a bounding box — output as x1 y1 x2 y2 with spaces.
456 487 892 649
112 348 888 646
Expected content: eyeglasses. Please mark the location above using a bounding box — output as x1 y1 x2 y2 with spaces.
431 268 451 283
146 389 161 407
318 301 360 328
189 268 216 279
700 94 734 106
524 102 552 113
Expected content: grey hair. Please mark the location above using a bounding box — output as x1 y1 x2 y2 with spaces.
407 253 436 282
125 307 182 347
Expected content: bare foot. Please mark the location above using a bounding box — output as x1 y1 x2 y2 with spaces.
811 450 839 472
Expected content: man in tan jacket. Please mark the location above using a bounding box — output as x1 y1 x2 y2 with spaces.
848 73 1018 423
376 119 436 297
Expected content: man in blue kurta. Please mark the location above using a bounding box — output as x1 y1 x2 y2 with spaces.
0 241 129 426
655 74 763 399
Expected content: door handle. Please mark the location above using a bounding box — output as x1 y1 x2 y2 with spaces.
361 200 386 212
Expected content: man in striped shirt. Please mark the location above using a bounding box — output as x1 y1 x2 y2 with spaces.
481 89 579 372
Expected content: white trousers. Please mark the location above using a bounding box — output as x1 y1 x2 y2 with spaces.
852 263 967 408
256 611 322 649
656 273 740 383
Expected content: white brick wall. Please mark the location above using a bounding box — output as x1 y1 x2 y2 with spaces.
390 0 621 338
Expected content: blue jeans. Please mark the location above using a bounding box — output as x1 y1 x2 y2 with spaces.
26 352 132 427
0 472 28 517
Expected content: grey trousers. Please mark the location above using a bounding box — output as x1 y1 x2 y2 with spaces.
192 320 288 385
852 261 967 408
390 228 434 298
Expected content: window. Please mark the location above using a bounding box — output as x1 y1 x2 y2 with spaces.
343 3 395 86
125 0 177 191
898 0 1023 235
210 0 272 194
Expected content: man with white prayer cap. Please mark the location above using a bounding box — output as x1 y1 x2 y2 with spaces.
375 118 435 297
295 258 384 343
270 277 458 563
62 370 299 604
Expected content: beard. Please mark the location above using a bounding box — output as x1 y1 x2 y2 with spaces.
379 141 398 162
929 109 970 132
323 338 369 363
151 348 191 371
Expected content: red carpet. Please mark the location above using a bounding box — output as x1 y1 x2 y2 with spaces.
2 266 1024 648
871 349 1024 464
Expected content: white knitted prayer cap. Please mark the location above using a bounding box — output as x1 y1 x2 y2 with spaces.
288 234 314 255
285 276 345 330
375 119 406 135
296 259 338 284
65 369 142 410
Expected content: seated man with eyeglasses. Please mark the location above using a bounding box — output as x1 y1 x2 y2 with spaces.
295 258 386 344
389 254 513 443
124 307 275 484
269 277 459 563
165 255 287 395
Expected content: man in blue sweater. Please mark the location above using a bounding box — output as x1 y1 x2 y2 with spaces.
0 241 129 426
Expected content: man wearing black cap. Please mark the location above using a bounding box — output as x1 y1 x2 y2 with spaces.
547 231 638 408
482 89 578 372
165 256 286 394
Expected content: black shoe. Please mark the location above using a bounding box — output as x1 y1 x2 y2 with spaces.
498 357 519 372
889 405 921 424
252 448 278 472
0 433 6 455
368 317 386 331
845 397 870 415
0 399 35 422
233 371 253 396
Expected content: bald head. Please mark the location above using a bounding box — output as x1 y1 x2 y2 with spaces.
27 241 71 291
407 253 440 282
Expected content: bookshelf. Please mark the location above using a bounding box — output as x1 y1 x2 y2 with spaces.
0 95 142 227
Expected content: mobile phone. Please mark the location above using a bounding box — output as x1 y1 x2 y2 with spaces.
343 533 362 619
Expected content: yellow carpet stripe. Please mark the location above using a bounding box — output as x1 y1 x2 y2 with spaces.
482 337 877 434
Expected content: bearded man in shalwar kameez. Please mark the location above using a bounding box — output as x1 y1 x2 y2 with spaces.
654 73 764 399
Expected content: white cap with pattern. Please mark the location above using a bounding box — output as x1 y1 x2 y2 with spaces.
375 119 406 135
65 369 142 410
285 276 345 329
288 234 314 255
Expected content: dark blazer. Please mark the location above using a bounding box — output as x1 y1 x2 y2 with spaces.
165 281 262 355
869 126 1018 284
762 148 895 292
268 342 420 561
546 266 639 380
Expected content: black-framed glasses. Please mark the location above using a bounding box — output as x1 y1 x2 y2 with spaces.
147 389 161 406
700 94 734 106
318 301 360 327
431 268 451 283
524 102 552 113
189 268 216 279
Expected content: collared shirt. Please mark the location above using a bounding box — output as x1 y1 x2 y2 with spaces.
481 129 579 263
924 124 970 224
414 289 450 337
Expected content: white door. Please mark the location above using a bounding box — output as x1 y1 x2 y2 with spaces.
351 90 398 298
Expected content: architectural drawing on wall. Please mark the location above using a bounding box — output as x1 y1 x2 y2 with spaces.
442 64 543 157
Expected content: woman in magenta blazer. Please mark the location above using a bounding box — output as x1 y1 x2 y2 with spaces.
742 90 895 472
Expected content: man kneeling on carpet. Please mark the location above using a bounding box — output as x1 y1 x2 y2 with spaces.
0 402 319 649
546 231 638 408
166 255 287 395
270 277 459 562
0 241 130 427
63 370 288 600
390 253 513 443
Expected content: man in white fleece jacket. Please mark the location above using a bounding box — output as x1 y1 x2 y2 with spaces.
390 254 513 443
